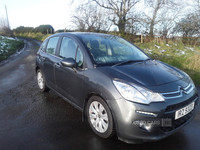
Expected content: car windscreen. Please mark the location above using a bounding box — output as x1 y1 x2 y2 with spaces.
78 34 149 66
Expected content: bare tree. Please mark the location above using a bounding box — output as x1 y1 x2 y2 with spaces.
173 0 200 37
0 17 14 37
195 0 200 11
71 15 86 31
71 3 112 32
159 2 186 38
173 13 200 37
141 0 182 37
89 0 140 32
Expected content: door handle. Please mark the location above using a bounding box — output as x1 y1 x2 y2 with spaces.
55 63 60 68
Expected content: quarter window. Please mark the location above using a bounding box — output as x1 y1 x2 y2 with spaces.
76 47 83 68
46 37 59 55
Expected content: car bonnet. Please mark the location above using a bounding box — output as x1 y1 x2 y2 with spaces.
97 60 185 87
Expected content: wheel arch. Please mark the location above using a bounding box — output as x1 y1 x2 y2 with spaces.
83 92 115 138
82 92 113 122
35 66 40 74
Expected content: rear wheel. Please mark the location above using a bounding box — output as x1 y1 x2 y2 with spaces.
87 96 114 138
36 69 49 92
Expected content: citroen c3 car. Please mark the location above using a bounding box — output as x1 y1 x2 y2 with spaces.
35 32 199 144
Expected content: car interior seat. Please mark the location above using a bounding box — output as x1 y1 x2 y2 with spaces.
90 40 106 56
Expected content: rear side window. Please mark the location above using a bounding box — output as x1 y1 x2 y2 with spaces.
46 37 59 55
40 40 47 51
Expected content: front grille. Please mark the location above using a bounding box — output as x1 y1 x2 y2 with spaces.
160 110 194 132
166 95 198 112
161 83 194 99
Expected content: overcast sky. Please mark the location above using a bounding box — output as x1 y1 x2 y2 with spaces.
0 0 77 30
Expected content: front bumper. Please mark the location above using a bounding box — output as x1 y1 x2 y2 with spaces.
107 88 199 144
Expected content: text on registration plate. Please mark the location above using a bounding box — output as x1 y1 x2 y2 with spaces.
175 102 195 120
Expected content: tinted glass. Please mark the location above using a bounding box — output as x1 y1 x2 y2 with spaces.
46 37 59 55
76 47 83 68
59 37 77 59
40 40 47 51
78 34 148 66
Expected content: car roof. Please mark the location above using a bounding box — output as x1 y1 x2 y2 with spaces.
48 32 115 39
58 32 110 35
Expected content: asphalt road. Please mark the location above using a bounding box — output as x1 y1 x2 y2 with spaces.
0 38 200 150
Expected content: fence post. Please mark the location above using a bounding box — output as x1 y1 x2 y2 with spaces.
193 37 197 47
141 34 143 43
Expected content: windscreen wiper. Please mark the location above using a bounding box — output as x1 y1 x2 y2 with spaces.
143 58 151 62
112 60 144 67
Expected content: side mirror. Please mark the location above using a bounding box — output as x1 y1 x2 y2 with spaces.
61 58 76 68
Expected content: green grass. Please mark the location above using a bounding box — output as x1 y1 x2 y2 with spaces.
14 32 52 41
0 36 24 62
135 39 200 86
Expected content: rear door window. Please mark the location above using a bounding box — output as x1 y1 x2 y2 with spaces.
40 40 48 52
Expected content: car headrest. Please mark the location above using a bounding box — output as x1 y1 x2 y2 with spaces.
91 40 99 49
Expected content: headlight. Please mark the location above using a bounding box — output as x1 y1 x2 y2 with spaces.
113 81 165 104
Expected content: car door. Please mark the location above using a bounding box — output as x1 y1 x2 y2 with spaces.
54 36 85 109
42 36 60 90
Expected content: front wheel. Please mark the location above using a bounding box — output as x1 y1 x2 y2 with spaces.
87 96 114 138
36 69 49 92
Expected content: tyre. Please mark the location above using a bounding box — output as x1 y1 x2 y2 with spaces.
36 69 50 92
87 96 114 138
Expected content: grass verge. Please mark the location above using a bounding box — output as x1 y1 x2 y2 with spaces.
14 32 52 41
0 36 24 62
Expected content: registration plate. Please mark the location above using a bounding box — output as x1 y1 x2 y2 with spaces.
175 102 195 120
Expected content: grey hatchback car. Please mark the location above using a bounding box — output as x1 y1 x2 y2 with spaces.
35 32 198 144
